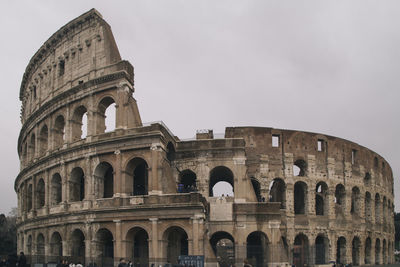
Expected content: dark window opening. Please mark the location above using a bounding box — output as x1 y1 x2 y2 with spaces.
336 237 346 265
210 232 235 267
133 161 148 196
269 178 286 209
294 182 307 214
58 60 65 76
178 170 197 193
352 149 357 165
166 227 188 264
166 142 176 162
247 232 269 267
315 236 327 264
293 234 309 267
352 237 361 266
70 167 85 202
32 86 37 99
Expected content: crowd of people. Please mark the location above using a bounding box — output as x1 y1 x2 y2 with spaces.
0 252 26 267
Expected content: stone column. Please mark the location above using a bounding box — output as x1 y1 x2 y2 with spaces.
114 220 123 266
149 144 161 194
149 218 159 265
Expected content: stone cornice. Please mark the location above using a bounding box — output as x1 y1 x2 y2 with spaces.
19 8 104 100
18 70 133 149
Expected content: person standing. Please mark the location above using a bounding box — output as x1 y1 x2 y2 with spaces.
18 252 26 267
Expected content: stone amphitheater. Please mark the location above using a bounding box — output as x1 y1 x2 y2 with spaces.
15 9 395 267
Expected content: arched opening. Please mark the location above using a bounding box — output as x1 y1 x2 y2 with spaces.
336 237 346 265
50 232 63 263
96 229 114 267
364 172 371 186
69 167 85 202
126 227 149 267
210 231 235 267
71 105 88 141
335 184 346 214
315 182 328 216
54 115 65 148
294 182 307 214
126 158 148 196
36 179 45 208
22 142 28 164
164 227 188 264
39 125 48 156
166 142 175 162
97 97 116 133
27 184 32 211
293 234 309 267
51 173 62 205
352 237 361 266
209 166 234 197
365 192 372 222
375 239 381 264
351 187 361 216
178 170 197 193
365 237 371 264
29 134 36 161
375 194 381 224
315 235 329 264
293 159 307 176
27 235 32 258
251 178 262 202
94 162 114 198
247 231 269 267
382 239 387 264
36 233 45 263
70 229 85 265
383 197 387 225
269 178 286 209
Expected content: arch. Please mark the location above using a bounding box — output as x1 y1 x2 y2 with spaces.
293 159 307 176
125 227 149 267
70 229 85 265
54 115 65 148
382 239 387 264
383 197 387 225
251 178 262 202
166 142 176 162
51 173 62 205
36 233 45 263
375 238 381 264
364 172 371 186
27 235 33 257
163 226 188 264
95 228 114 267
335 184 346 214
375 193 381 224
27 184 32 211
50 232 63 263
97 96 116 133
39 125 48 155
269 178 286 209
351 187 361 216
126 158 149 196
294 181 307 214
336 236 346 265
210 231 235 267
365 237 372 264
352 236 361 266
94 162 114 198
315 182 328 216
178 169 197 193
69 167 85 201
315 234 329 264
36 178 45 208
365 192 372 222
71 105 88 141
247 231 269 267
209 166 234 197
293 234 309 267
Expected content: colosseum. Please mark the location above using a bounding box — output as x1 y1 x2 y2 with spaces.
15 9 395 267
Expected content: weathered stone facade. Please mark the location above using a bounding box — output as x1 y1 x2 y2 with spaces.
15 9 395 267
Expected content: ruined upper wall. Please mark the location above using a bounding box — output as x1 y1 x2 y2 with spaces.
19 9 128 123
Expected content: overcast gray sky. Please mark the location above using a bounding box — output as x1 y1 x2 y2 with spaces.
1 0 399 214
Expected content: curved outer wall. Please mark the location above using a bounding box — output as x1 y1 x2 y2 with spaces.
15 9 394 267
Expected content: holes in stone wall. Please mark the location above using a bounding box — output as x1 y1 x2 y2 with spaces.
272 135 279 147
294 181 307 214
293 159 307 177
